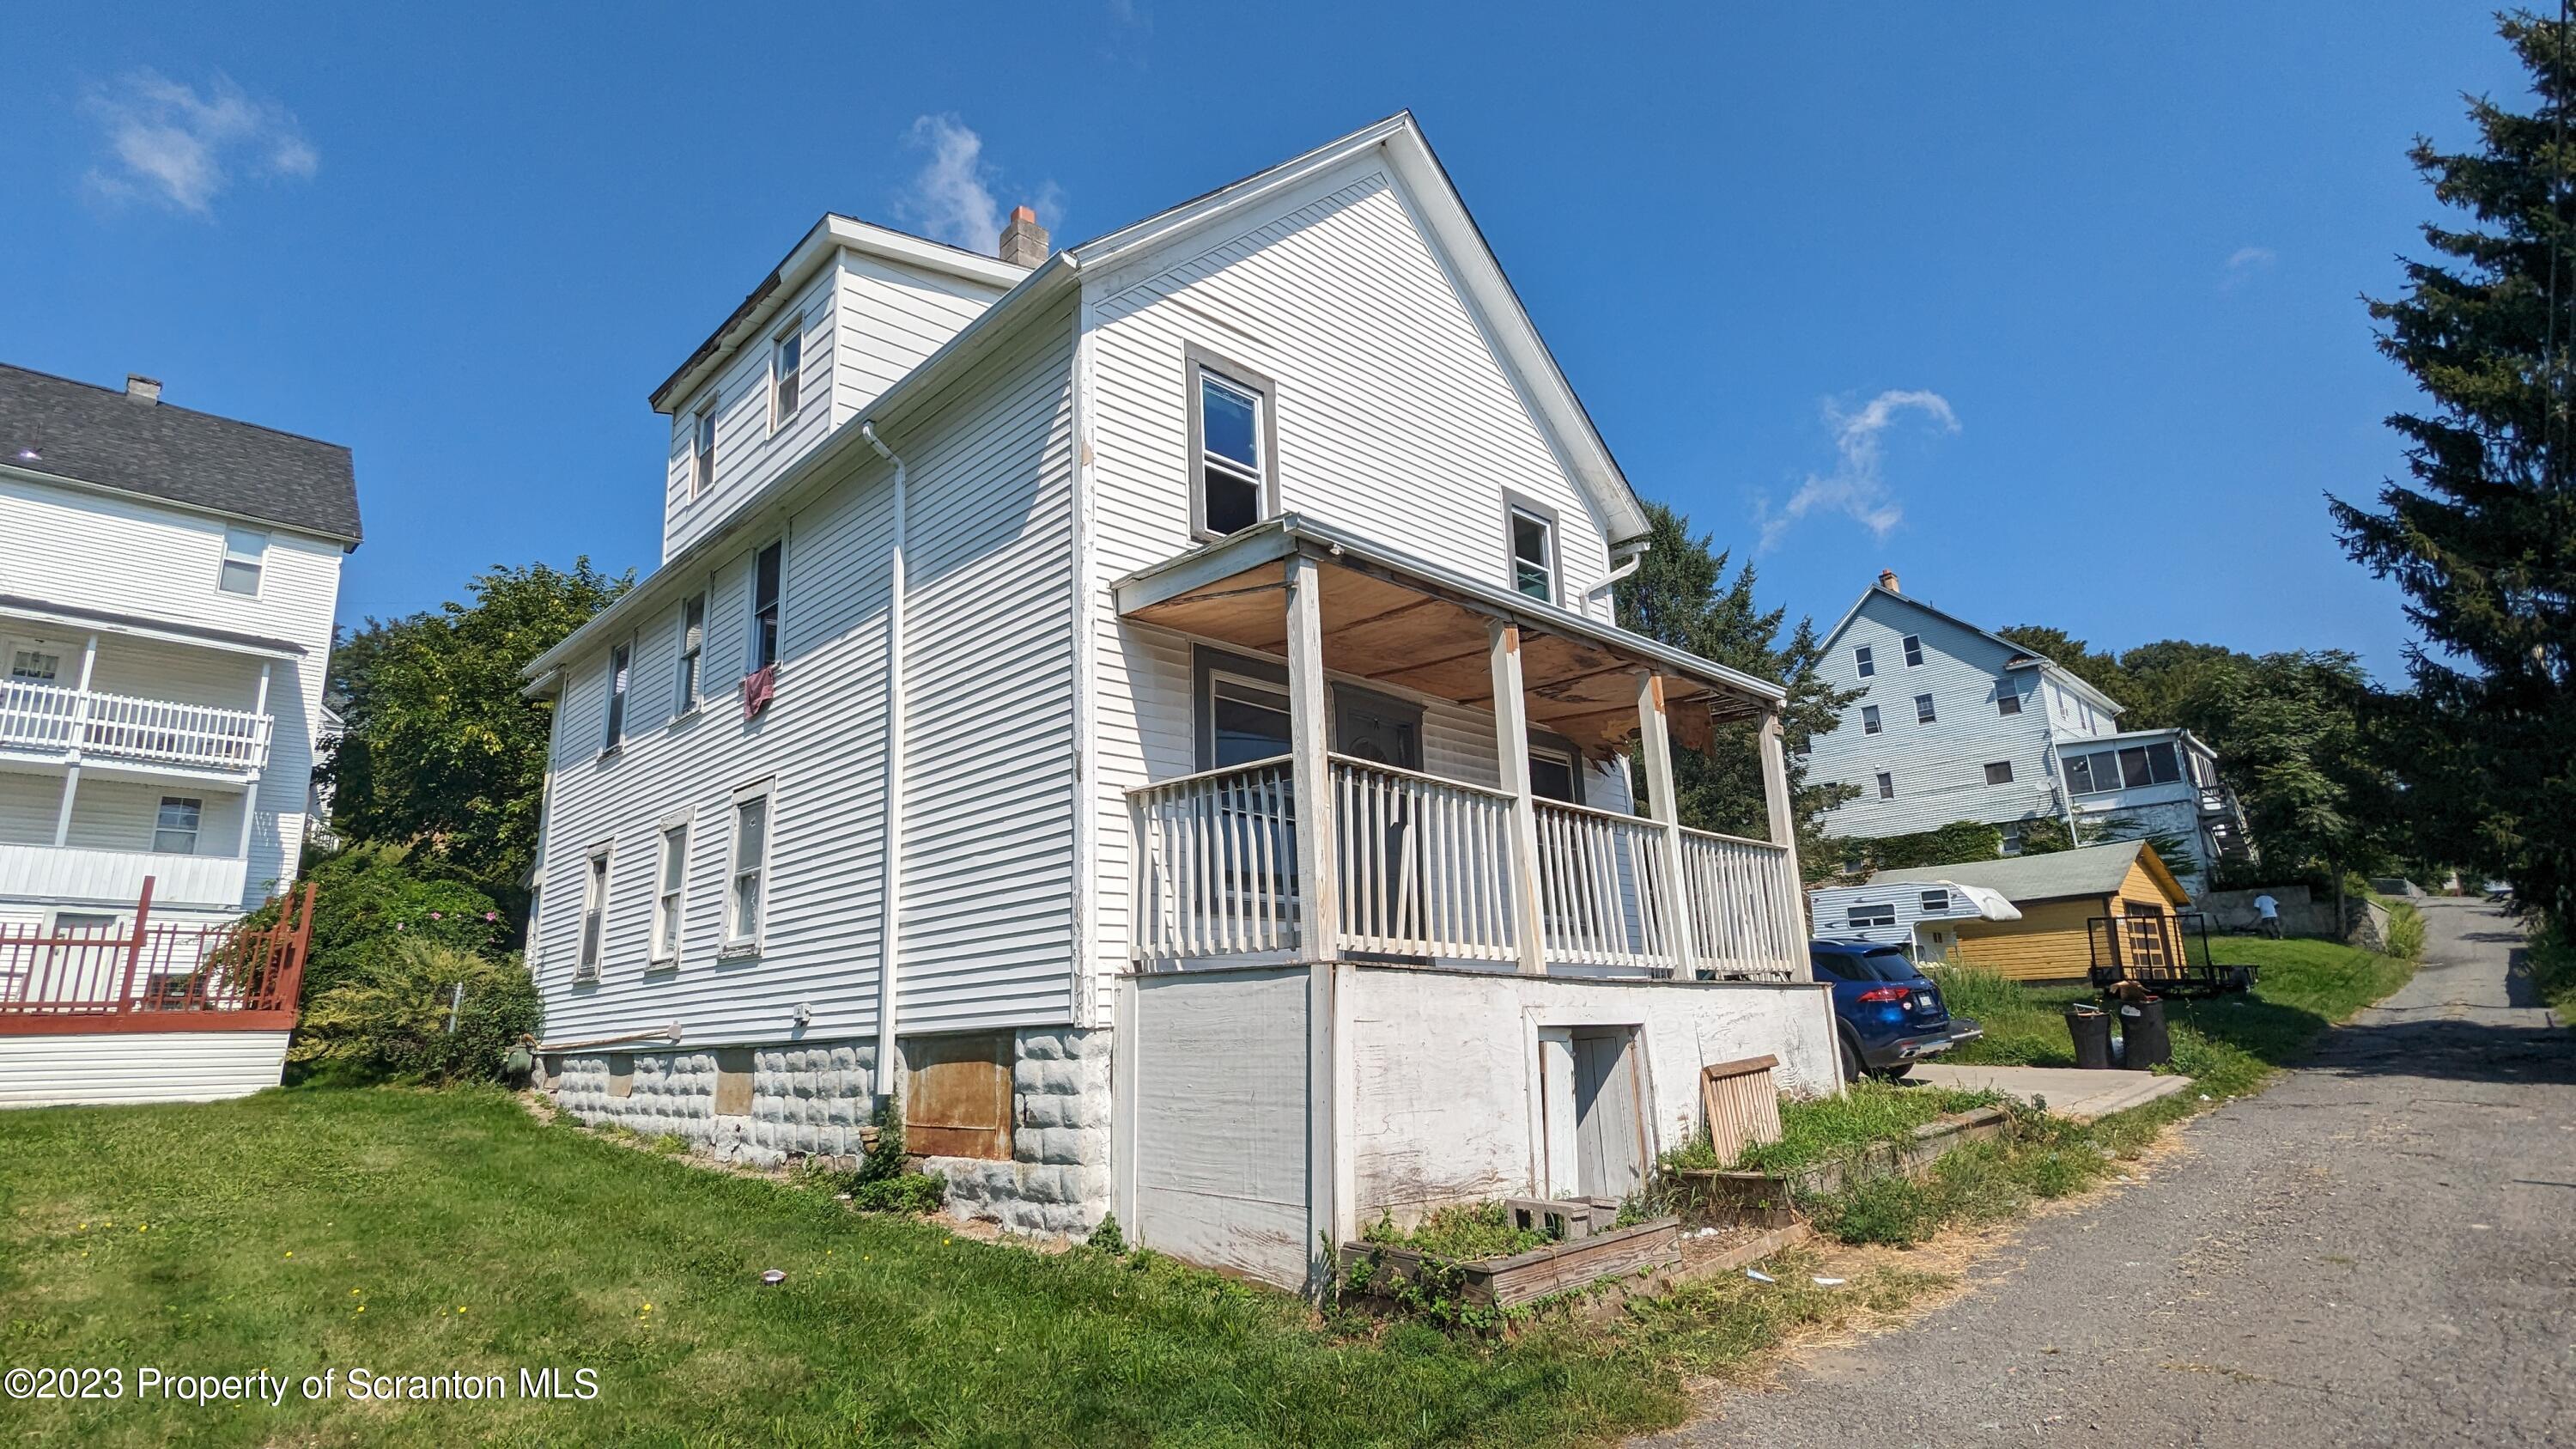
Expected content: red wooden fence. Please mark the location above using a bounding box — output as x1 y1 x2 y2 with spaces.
0 877 317 1034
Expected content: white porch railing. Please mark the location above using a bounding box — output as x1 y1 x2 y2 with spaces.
1677 827 1803 978
1330 754 1518 963
1534 797 1683 977
1128 756 1805 980
0 679 270 773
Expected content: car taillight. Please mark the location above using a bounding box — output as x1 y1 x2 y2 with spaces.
1855 986 1909 1003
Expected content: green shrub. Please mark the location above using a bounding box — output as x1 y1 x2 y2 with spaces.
2381 899 2427 960
1085 1212 1127 1255
1837 820 2004 873
1358 1201 1555 1260
848 1172 946 1214
252 843 515 1003
289 939 538 1085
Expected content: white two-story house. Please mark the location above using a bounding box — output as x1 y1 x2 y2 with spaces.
0 366 355 935
520 115 1838 1292
1802 572 2252 893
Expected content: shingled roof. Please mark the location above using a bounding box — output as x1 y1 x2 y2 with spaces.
0 364 361 545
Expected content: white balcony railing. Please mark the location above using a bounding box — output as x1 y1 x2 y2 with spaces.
0 843 250 910
1129 754 1802 979
0 679 270 774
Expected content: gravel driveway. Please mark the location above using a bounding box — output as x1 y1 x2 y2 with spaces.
1652 898 2576 1448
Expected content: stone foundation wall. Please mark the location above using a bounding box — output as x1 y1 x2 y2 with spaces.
927 1026 1113 1239
544 1040 878 1168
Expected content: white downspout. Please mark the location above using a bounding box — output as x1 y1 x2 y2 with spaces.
860 421 908 1105
1583 545 1645 619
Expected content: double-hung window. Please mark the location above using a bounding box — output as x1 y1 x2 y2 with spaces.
652 819 689 964
218 527 267 596
770 323 803 428
1996 681 2023 715
692 401 718 497
1507 504 1556 603
1914 692 1936 724
726 782 772 952
1861 703 1882 735
1188 352 1272 538
1901 634 1924 667
154 796 202 854
603 642 631 750
1876 770 1896 799
1854 645 1875 678
750 543 782 673
578 849 611 981
675 594 706 714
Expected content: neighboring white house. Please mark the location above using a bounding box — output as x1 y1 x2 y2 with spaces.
0 365 355 1106
1801 572 2253 894
519 113 1839 1292
0 365 355 930
1807 877 2020 961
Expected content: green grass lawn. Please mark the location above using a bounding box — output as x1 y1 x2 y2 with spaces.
0 1087 1941 1448
1935 935 2420 1098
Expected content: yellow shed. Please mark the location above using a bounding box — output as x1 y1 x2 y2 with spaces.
1869 842 2193 983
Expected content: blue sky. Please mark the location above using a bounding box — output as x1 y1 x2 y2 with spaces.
0 3 2525 680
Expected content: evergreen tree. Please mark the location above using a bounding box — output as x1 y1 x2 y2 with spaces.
1613 502 1858 872
2333 11 2576 922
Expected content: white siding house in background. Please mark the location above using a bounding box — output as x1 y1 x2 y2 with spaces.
0 365 357 931
1802 573 2253 894
521 114 1840 1293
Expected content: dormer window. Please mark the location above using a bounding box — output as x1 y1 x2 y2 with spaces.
770 323 803 429
693 401 717 497
1188 350 1273 539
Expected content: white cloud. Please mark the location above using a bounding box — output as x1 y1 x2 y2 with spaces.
2223 246 2276 289
82 70 316 216
1759 389 1959 551
893 113 1066 257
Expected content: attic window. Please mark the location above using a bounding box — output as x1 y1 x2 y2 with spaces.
693 401 718 497
218 527 267 596
1188 351 1273 539
1853 645 1875 678
1508 503 1556 603
770 324 803 429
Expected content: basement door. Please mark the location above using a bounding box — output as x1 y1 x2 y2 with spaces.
1540 1026 1649 1201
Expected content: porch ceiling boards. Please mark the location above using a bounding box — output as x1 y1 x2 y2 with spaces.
1113 515 1783 757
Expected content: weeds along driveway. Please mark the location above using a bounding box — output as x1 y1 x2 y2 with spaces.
1653 898 2576 1449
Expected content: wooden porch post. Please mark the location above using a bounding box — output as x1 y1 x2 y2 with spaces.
1758 709 1807 946
1285 553 1352 1283
52 635 99 849
1634 672 1701 977
1488 621 1548 977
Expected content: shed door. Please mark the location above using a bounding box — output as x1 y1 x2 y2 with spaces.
1569 1028 1648 1201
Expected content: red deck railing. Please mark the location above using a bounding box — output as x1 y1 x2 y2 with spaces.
0 877 316 1034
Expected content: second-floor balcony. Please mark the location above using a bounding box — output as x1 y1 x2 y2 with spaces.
0 679 272 776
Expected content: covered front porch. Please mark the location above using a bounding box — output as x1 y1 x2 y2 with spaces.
1115 515 1808 982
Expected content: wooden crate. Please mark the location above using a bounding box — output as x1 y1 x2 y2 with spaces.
1340 1216 1681 1309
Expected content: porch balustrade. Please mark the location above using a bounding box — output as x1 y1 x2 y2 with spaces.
1128 753 1801 979
0 679 272 773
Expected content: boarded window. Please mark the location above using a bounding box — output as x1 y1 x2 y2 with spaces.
713 1048 755 1116
905 1032 1013 1160
608 1052 635 1099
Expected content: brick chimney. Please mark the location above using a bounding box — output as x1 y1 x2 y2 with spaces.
997 204 1048 266
125 374 162 405
1877 568 1900 594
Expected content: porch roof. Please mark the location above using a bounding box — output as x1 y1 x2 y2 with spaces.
0 594 306 661
1112 515 1783 756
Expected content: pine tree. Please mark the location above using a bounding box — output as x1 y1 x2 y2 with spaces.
1613 502 1858 872
2333 12 2576 922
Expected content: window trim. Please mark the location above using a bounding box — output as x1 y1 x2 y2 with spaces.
1913 692 1936 724
769 319 805 431
691 398 718 499
674 592 707 718
576 844 612 983
1500 492 1562 605
1861 703 1882 735
217 526 268 598
1183 345 1279 542
153 795 204 855
722 777 775 957
1901 634 1924 667
748 539 785 676
1853 644 1875 678
601 637 634 753
1875 770 1895 800
650 809 690 966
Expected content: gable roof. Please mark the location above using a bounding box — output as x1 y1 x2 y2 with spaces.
1817 582 2124 717
0 363 361 545
1871 840 2186 905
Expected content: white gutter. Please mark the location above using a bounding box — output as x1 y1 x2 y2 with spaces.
1584 543 1644 613
860 420 908 1101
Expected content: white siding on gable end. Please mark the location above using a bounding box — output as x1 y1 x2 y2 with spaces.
1807 593 2062 839
1078 154 1634 1012
831 251 1008 423
663 268 840 561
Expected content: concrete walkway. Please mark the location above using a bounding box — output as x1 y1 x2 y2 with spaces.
1650 898 2576 1448
1910 1062 2196 1122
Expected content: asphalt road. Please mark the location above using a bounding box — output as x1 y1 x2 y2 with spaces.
1656 898 2575 1448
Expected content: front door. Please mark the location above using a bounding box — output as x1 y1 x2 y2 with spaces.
1332 688 1425 953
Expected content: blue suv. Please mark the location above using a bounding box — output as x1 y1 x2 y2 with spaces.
1809 939 1982 1081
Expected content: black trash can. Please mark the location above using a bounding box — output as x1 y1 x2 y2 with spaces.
2065 1002 2114 1069
2118 996 2173 1070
